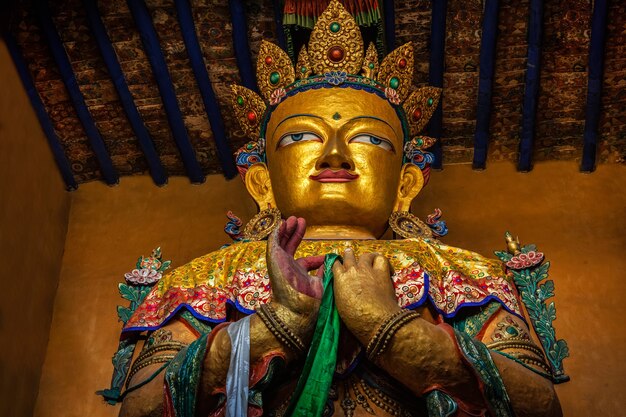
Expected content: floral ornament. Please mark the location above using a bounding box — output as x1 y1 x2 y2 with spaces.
224 211 245 242
124 268 162 285
269 88 286 105
404 140 435 170
324 71 348 85
494 234 570 381
234 140 264 179
505 251 544 270
426 208 449 237
385 87 401 105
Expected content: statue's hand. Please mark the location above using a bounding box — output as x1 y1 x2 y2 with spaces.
332 249 401 344
266 216 325 337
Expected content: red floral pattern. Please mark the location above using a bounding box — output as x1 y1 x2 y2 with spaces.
123 239 522 331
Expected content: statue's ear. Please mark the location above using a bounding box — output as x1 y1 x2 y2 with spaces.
394 163 424 212
244 163 277 210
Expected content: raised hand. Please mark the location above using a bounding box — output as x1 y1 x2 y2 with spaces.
266 216 325 337
332 249 402 344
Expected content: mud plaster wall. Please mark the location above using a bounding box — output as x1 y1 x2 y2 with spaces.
0 41 72 417
34 161 625 417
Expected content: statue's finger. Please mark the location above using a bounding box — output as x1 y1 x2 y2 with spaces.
284 217 306 256
357 252 377 267
342 248 356 269
280 216 298 249
296 255 325 271
373 254 391 277
332 259 345 276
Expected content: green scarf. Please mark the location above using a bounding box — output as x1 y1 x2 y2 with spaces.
285 253 341 416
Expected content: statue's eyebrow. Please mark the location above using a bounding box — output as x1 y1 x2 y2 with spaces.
272 113 324 138
348 116 399 137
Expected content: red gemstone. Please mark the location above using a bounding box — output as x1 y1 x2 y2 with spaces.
412 108 422 120
327 46 344 62
398 58 407 69
265 56 273 65
246 111 257 124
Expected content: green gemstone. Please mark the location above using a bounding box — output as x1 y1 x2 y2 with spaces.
269 72 280 85
416 138 423 146
301 66 307 73
427 97 434 106
329 22 341 33
389 77 400 89
506 326 519 336
368 62 375 69
236 96 244 106
332 112 341 120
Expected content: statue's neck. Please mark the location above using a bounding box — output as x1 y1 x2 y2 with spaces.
303 225 377 240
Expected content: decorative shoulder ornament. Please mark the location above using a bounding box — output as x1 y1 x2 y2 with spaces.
231 0 442 181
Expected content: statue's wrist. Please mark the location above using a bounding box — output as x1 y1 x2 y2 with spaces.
257 302 314 356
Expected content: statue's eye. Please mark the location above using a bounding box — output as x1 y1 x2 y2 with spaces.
349 134 394 152
277 132 322 148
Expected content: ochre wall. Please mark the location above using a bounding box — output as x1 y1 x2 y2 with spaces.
0 41 72 417
34 162 625 417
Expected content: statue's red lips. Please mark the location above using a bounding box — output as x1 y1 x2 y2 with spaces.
310 169 359 183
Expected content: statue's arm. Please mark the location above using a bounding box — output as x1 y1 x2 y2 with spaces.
121 218 319 417
119 306 306 417
374 313 562 417
333 250 562 417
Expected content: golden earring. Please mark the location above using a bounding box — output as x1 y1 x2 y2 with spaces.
388 211 433 239
242 208 282 241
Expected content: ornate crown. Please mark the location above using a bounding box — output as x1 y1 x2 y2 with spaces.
232 0 441 181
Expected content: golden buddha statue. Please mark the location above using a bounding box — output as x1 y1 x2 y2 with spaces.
107 2 563 416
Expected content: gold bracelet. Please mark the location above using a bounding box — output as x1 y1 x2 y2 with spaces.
256 303 306 355
366 310 421 361
127 353 177 382
135 341 187 365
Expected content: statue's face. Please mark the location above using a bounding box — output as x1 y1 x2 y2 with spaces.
264 88 405 238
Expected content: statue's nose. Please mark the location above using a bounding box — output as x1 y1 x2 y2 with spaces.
315 134 354 171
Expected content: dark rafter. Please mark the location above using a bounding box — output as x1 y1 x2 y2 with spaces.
428 0 447 170
36 0 119 185
4 32 78 190
581 0 609 173
126 0 205 184
472 0 500 170
175 0 237 179
83 0 168 186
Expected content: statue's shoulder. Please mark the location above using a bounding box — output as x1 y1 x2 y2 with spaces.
123 241 268 332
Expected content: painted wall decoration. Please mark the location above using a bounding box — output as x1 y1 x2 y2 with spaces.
2 0 624 189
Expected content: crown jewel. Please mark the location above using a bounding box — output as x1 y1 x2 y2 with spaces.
231 0 441 179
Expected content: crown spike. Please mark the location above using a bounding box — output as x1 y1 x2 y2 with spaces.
402 87 442 136
361 43 379 79
307 0 364 75
230 85 267 139
256 40 295 101
296 46 312 80
377 42 414 103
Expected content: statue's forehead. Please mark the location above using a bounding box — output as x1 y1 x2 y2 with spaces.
266 88 402 133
